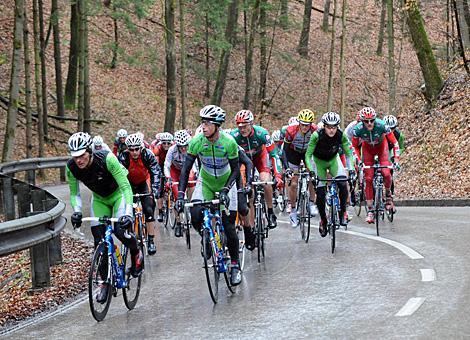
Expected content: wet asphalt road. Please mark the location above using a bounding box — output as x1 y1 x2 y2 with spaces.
3 184 470 339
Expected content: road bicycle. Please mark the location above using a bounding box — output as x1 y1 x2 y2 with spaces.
353 164 365 217
252 179 273 263
174 180 197 248
294 165 311 243
161 178 176 229
363 157 394 236
133 192 152 255
82 216 143 322
272 173 287 213
185 197 234 303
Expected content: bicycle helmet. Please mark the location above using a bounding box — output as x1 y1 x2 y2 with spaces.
125 133 143 148
297 109 315 124
194 125 204 136
92 135 104 146
154 132 162 141
383 115 398 128
199 105 226 125
272 130 281 142
159 132 174 142
288 116 299 126
68 132 92 157
117 129 128 138
321 112 341 126
174 130 191 146
235 110 254 126
359 107 377 120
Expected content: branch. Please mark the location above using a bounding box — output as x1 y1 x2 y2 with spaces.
295 0 359 24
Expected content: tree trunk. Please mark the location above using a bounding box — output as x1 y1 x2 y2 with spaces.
339 0 347 128
376 0 386 56
83 0 91 133
243 0 259 109
297 0 313 57
51 0 64 117
164 0 177 132
453 0 470 73
38 0 48 138
3 0 24 162
212 0 239 106
111 15 118 69
24 5 33 158
387 0 396 114
327 0 337 111
280 0 288 29
446 0 451 62
322 0 332 31
33 0 44 157
257 0 267 116
179 0 187 128
456 0 470 48
204 12 210 98
404 0 443 102
64 1 79 110
463 0 470 29
77 0 85 130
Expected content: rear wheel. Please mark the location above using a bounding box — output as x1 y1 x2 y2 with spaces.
88 243 112 322
354 180 364 216
330 202 336 254
122 247 142 310
255 205 264 263
203 229 219 303
375 187 382 236
236 225 246 271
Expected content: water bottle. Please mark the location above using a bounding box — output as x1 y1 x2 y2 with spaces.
115 244 122 265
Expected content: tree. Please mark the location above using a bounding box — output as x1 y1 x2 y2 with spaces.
51 0 65 117
3 0 24 162
322 0 332 32
212 0 239 106
179 0 187 128
327 0 337 111
164 0 177 132
339 0 348 127
386 0 396 114
297 0 313 57
64 1 79 110
403 0 443 102
33 0 44 157
38 0 48 138
280 0 288 28
243 0 260 109
376 0 386 56
453 0 470 74
257 0 267 114
24 5 33 158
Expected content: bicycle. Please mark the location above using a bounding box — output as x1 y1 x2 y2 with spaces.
272 172 287 213
235 188 249 271
315 177 350 254
252 179 273 263
174 180 197 248
133 192 152 256
363 157 394 236
353 164 366 217
184 196 235 303
82 216 143 322
162 178 176 229
293 165 311 243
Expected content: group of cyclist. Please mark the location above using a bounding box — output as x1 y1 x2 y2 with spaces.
66 104 404 299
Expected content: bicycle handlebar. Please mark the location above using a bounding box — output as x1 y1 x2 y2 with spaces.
133 193 153 198
82 217 119 223
184 199 220 208
252 181 274 185
362 165 394 169
315 177 350 182
172 180 198 185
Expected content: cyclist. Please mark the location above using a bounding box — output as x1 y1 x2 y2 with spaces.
164 129 198 237
150 133 162 149
113 129 128 157
175 105 242 286
383 115 405 158
119 133 162 255
66 132 143 303
92 135 111 153
230 110 283 229
283 109 318 227
305 112 354 236
152 132 174 222
352 107 400 224
237 145 256 251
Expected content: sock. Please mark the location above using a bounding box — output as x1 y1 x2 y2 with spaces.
268 207 274 215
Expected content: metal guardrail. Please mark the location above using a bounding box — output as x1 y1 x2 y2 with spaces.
0 157 69 289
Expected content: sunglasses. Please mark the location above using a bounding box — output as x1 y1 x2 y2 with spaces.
325 125 338 130
364 119 375 124
128 147 140 152
161 141 172 145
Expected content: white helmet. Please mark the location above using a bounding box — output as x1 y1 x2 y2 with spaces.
199 105 226 125
155 132 162 141
125 133 143 148
383 115 398 128
117 129 128 138
174 130 191 146
321 111 341 126
159 132 174 143
194 125 204 136
68 132 92 157
288 116 298 126
272 130 281 142
93 135 104 146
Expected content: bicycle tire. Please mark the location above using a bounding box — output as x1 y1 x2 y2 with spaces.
88 243 112 322
236 225 246 271
137 219 146 270
122 246 142 310
330 201 336 254
220 231 235 294
305 195 311 243
162 196 169 229
203 229 219 303
375 186 381 236
184 222 191 249
255 204 264 263
298 193 306 241
354 180 363 216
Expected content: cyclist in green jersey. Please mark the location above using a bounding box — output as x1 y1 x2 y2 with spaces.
67 132 143 303
175 105 242 286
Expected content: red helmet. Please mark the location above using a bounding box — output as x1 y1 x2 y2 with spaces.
359 107 377 120
235 110 254 126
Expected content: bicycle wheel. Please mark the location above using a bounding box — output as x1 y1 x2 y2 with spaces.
136 219 146 270
88 243 112 322
298 194 306 240
330 202 336 254
122 247 142 310
255 205 264 263
375 187 382 236
354 181 363 216
202 229 219 303
220 232 235 293
236 225 246 271
162 194 169 229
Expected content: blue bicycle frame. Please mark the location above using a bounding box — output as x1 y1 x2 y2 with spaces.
104 222 127 289
326 182 341 225
202 207 227 273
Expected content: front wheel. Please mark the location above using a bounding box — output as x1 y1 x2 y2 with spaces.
375 188 382 236
88 243 112 322
123 247 142 310
236 225 246 271
329 203 336 254
203 229 219 303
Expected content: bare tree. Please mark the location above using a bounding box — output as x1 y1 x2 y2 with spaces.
179 0 187 128
24 5 33 158
322 0 332 31
51 0 65 117
386 0 396 114
257 0 267 114
164 0 177 132
64 1 79 110
377 0 386 55
38 0 48 138
327 0 337 111
453 0 470 73
3 0 24 161
33 0 44 157
243 0 260 109
298 0 313 57
339 0 348 127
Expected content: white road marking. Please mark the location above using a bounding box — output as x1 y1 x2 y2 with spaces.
395 297 426 316
420 268 436 282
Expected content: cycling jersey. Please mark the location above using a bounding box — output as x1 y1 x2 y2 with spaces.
352 119 399 162
284 124 317 153
92 143 111 153
113 138 127 157
344 120 359 141
388 128 405 157
163 144 198 178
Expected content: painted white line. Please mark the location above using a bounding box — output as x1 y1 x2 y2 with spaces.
420 268 436 282
340 230 424 260
395 297 426 316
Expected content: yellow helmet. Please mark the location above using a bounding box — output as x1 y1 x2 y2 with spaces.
297 109 315 124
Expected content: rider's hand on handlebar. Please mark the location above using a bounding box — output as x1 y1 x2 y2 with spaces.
220 188 230 208
118 214 134 230
275 175 284 189
244 185 253 199
285 168 294 179
393 162 401 171
175 191 185 213
71 212 82 229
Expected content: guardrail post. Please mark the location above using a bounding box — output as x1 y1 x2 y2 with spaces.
30 189 50 289
59 166 66 182
45 198 62 265
27 169 36 185
16 183 31 218
2 177 16 220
